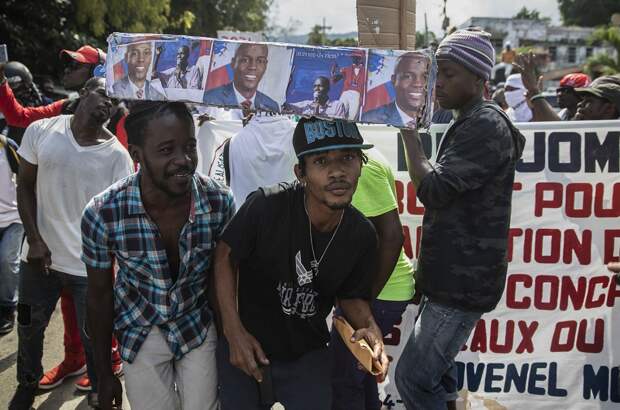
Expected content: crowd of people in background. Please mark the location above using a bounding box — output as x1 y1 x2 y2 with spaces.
0 27 619 410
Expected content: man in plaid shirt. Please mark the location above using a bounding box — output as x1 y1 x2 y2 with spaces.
81 101 234 410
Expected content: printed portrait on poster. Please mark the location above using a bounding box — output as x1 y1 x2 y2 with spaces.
361 50 430 128
202 41 293 113
150 37 213 102
282 47 366 120
107 38 167 101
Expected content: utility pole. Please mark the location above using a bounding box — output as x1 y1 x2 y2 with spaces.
322 17 332 41
442 0 450 35
424 12 429 47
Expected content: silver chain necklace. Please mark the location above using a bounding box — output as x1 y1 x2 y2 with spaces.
303 195 344 277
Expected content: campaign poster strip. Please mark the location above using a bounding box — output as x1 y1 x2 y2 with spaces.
107 33 435 129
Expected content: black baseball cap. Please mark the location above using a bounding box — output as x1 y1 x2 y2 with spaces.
293 117 373 158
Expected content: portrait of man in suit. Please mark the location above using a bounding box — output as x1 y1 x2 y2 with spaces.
362 52 427 127
112 42 166 100
203 43 279 112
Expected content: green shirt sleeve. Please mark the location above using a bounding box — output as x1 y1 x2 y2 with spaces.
352 158 398 217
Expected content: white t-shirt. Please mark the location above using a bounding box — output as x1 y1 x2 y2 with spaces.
18 115 133 276
0 144 20 228
228 115 297 209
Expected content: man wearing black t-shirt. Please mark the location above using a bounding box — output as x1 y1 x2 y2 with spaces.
213 117 389 409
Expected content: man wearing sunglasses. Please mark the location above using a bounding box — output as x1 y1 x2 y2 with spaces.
0 46 107 130
556 73 591 120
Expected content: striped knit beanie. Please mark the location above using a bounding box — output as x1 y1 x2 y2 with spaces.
435 29 495 80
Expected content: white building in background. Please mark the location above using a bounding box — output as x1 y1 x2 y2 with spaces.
459 17 616 71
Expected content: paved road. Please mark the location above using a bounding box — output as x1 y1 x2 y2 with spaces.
0 307 473 410
0 303 130 409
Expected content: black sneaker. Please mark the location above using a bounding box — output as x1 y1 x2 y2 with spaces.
0 310 15 335
8 384 36 410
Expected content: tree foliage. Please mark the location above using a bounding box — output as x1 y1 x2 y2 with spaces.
415 31 438 48
513 7 549 21
306 25 357 47
166 0 272 37
307 25 327 46
585 26 620 76
558 0 620 27
75 0 170 37
1 0 272 78
0 0 85 78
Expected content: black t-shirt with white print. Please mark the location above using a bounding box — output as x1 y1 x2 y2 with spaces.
221 182 377 361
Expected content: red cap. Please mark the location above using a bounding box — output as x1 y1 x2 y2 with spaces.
559 73 591 89
59 45 106 65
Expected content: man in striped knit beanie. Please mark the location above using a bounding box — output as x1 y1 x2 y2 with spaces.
395 29 526 409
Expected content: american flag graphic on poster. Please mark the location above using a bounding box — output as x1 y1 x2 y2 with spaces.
105 42 128 94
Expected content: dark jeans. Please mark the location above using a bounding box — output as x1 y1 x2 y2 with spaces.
217 338 332 410
16 261 97 392
331 299 410 410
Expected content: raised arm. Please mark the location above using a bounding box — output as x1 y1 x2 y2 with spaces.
515 53 561 122
399 128 435 188
0 65 65 128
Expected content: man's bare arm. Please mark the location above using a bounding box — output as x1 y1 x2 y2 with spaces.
368 210 404 299
213 241 269 381
17 157 51 268
87 265 123 410
399 129 435 188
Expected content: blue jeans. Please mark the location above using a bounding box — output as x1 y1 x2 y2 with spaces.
0 223 24 308
16 261 97 392
331 299 410 410
395 297 481 410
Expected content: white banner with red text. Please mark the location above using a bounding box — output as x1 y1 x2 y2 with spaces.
197 119 620 409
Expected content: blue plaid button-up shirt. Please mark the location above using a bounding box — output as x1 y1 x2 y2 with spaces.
81 172 234 362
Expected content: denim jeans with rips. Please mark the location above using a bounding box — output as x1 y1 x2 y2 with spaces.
395 297 481 410
0 223 24 308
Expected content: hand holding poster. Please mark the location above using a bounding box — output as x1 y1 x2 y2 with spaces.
106 33 436 128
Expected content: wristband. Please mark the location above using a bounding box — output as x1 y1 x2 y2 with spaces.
530 94 546 102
